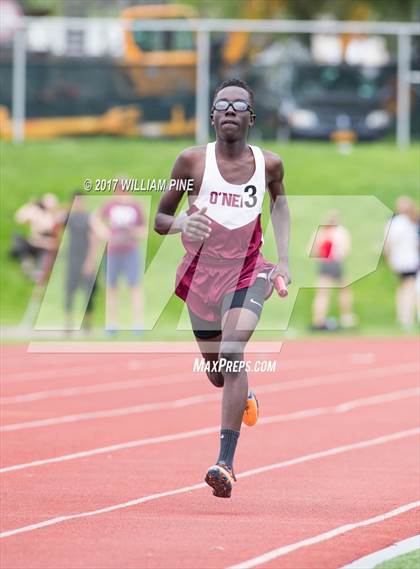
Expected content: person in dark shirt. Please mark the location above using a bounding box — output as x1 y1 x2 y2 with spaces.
65 191 98 334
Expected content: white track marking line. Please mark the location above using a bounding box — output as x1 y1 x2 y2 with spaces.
339 534 420 569
235 429 420 480
0 352 385 405
4 365 121 383
331 387 420 413
1 426 219 473
1 428 418 539
0 374 196 404
3 352 340 404
228 503 420 569
2 357 184 384
261 387 420 425
349 353 376 365
1 387 418 474
1 362 417 433
1 351 371 389
0 393 219 432
1 349 383 387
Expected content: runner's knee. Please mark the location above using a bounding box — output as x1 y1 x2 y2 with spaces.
207 370 224 388
219 340 245 376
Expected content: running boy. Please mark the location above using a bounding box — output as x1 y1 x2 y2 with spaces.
154 79 290 498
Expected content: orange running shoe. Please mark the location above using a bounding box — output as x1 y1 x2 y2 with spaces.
205 462 236 498
242 391 259 426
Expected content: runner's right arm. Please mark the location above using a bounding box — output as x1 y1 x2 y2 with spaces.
154 150 211 240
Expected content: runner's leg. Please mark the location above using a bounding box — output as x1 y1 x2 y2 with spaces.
188 307 223 388
219 307 259 431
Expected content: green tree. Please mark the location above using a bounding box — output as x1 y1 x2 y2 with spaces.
182 0 419 22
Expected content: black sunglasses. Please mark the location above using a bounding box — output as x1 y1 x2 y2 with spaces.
212 99 254 113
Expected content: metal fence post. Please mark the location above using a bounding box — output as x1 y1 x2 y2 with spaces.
195 28 210 144
12 25 26 144
396 32 411 148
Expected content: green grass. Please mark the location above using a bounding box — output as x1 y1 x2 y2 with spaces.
375 549 420 569
1 137 419 339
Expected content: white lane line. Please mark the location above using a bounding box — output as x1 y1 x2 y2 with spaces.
339 534 420 569
1 428 418 539
332 387 420 413
0 352 371 398
3 365 119 383
1 349 381 387
1 387 418 474
2 357 184 384
235 428 420 480
0 374 196 404
261 387 420 426
349 353 376 365
1 362 417 433
228 503 420 569
0 393 219 432
4 352 344 404
1 426 219 473
0 352 380 405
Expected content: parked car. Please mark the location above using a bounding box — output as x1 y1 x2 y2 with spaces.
278 63 392 140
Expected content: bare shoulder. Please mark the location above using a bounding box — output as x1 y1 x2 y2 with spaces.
171 145 206 179
261 149 284 183
177 145 207 164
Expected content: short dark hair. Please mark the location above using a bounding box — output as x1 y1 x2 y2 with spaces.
213 78 254 106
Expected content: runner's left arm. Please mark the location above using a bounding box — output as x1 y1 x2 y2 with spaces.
266 153 291 285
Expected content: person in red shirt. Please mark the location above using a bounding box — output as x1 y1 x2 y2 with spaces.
98 181 147 334
310 211 356 330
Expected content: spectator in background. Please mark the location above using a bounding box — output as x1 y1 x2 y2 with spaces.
64 191 99 334
96 180 147 334
310 211 356 330
13 193 61 282
14 193 66 330
384 196 419 329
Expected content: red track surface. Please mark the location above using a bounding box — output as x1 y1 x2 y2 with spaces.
1 338 419 568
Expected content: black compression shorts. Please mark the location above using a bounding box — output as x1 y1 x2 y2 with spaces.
188 276 267 340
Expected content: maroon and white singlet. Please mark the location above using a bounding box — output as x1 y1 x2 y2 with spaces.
175 142 275 321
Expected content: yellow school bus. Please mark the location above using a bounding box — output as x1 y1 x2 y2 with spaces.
121 4 197 97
